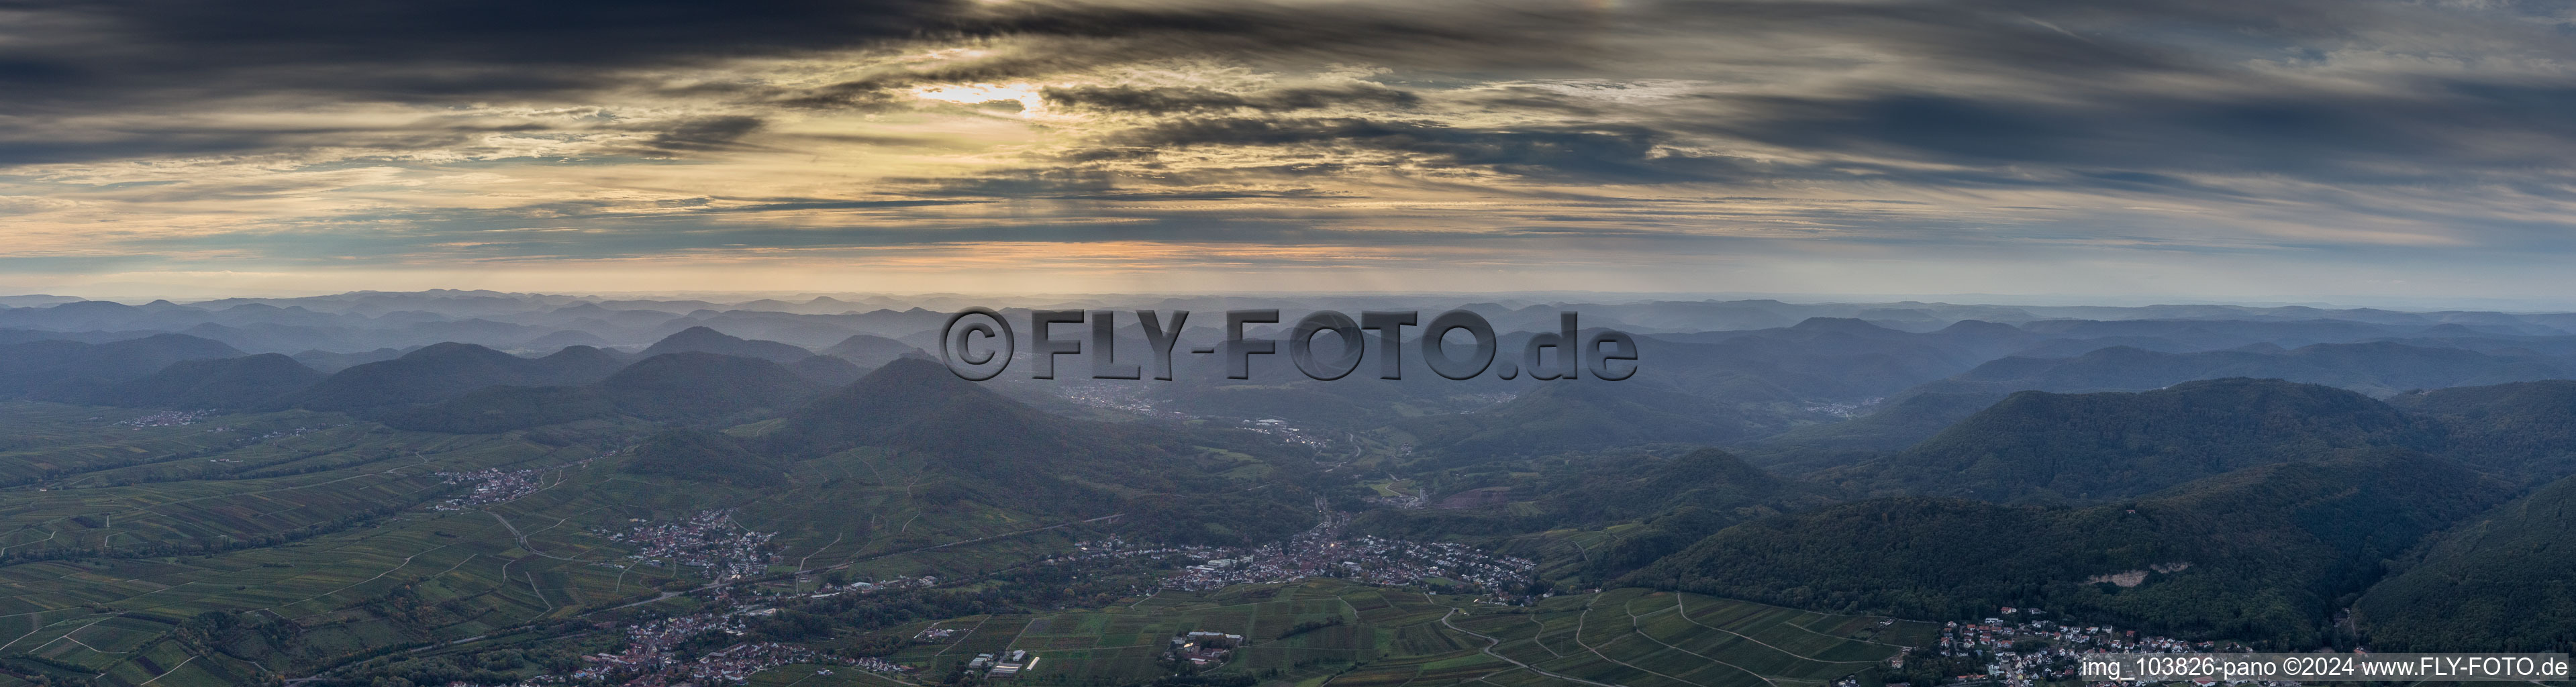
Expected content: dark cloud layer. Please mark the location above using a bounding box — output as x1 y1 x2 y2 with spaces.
1103 117 1760 183
0 0 946 100
1043 84 1421 114
3 0 2575 297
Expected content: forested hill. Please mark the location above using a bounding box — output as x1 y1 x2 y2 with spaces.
1832 378 2440 503
2357 469 2576 652
0 333 243 399
2385 380 2576 482
748 357 1330 545
66 352 324 409
1622 451 2508 649
1899 341 2567 400
287 342 624 412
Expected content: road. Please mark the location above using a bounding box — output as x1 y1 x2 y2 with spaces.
1439 608 1630 687
289 512 1122 683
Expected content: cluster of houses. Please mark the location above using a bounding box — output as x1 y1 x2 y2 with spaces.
575 612 740 678
117 409 214 427
430 466 551 509
1926 608 2244 687
573 596 855 685
649 641 828 686
1056 384 1190 420
849 655 911 674
969 649 1040 679
599 509 779 580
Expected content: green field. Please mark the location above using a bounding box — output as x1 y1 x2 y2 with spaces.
0 402 1938 687
866 580 1934 687
0 403 1151 686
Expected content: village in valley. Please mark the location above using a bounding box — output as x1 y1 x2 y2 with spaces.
1050 511 1538 598
434 467 554 510
598 509 783 580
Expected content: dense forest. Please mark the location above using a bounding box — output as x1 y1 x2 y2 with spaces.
1622 452 2510 649
2357 470 2576 651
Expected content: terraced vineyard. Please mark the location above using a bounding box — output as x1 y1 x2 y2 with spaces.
0 401 1935 687
0 407 644 686
0 403 1151 687
876 581 1938 687
1449 588 1938 687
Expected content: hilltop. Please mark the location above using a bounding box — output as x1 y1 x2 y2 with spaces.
641 325 815 364
1625 451 2509 647
289 342 624 411
1833 378 2441 503
2357 469 2576 651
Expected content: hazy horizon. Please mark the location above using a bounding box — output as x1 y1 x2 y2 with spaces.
5 2 2576 678
17 288 2576 315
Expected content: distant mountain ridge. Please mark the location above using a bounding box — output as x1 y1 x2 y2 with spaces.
818 333 925 368
379 350 825 431
288 342 626 411
1396 381 1800 458
0 333 244 399
3 290 2573 363
639 325 814 364
597 352 821 421
2358 469 2576 651
1905 341 2568 400
1840 378 2442 503
70 353 325 409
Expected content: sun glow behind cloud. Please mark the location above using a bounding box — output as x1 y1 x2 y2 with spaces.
0 0 2574 300
909 82 1052 116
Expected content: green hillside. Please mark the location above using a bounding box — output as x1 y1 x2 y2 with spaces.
597 351 820 422
1738 391 2009 472
819 333 924 368
640 325 815 364
377 385 618 433
1904 341 2567 400
1356 448 1817 587
289 343 624 412
2357 470 2576 651
72 353 326 410
1397 382 1801 459
621 427 785 486
879 581 1936 687
2388 380 2576 482
1624 451 2508 647
1837 378 2440 503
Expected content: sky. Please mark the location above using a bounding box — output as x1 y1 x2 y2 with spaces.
2 0 2574 301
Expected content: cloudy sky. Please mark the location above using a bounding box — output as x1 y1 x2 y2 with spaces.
2 0 2573 301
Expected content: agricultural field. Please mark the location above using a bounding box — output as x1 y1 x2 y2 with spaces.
862 580 1933 687
0 403 1158 687
0 402 1935 687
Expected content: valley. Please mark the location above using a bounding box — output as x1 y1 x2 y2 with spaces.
0 293 2573 687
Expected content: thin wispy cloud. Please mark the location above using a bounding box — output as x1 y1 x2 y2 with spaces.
1 0 2572 297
